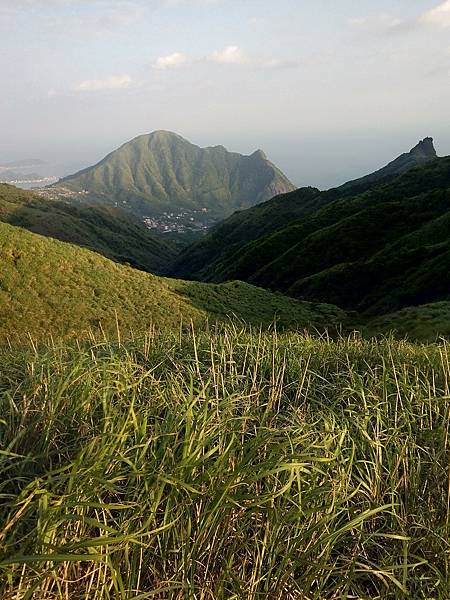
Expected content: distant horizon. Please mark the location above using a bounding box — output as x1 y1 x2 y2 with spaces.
1 0 449 188
3 128 449 191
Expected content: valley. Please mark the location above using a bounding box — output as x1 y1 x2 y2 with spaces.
2 135 449 342
143 208 214 235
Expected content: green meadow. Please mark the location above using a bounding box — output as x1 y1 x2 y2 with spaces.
2 326 450 598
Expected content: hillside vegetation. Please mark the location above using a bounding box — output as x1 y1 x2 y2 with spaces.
172 139 440 281
0 222 345 342
365 302 450 341
173 146 450 318
57 130 295 220
2 328 450 598
0 184 175 274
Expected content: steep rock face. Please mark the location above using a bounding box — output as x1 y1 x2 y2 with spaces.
411 137 437 160
337 138 438 194
56 131 295 220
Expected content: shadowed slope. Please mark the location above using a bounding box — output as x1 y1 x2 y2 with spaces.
0 184 176 274
173 149 450 316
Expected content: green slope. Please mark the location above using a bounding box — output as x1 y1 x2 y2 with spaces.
365 302 450 342
172 138 440 281
172 186 324 279
172 146 450 317
0 184 176 274
0 222 346 342
56 131 295 220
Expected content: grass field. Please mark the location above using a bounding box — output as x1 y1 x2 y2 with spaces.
0 221 346 343
1 326 450 598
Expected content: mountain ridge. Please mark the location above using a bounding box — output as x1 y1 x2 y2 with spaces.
172 138 440 281
55 131 295 223
171 140 450 317
336 137 438 194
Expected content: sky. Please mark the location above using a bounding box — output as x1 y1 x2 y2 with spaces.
0 0 449 188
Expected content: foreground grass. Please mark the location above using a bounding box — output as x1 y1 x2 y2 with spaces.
1 327 450 598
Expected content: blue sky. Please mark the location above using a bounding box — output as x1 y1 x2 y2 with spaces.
0 0 449 187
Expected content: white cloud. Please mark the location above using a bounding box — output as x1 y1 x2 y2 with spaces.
348 14 403 31
209 45 247 65
74 74 132 91
420 0 450 28
150 46 295 72
154 52 188 69
349 2 450 32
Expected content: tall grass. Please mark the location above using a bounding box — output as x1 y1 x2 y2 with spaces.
1 326 450 598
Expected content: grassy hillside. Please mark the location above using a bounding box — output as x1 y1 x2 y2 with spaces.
58 131 295 220
172 186 324 280
0 222 345 342
173 155 450 316
365 302 450 341
0 184 176 274
2 328 450 598
172 139 441 281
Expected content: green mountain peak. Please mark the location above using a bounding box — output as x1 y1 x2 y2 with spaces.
55 132 295 222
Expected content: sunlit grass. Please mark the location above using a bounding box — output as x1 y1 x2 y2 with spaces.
1 326 450 598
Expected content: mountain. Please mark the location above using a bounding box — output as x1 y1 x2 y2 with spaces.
0 170 43 182
172 141 450 317
0 159 46 169
337 137 438 194
55 131 295 223
0 184 176 274
172 138 441 281
0 221 345 341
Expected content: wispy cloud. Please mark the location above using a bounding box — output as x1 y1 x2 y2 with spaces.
154 52 188 69
99 2 146 27
151 46 299 72
209 46 248 65
348 14 403 31
420 0 450 28
74 74 133 92
349 1 450 32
